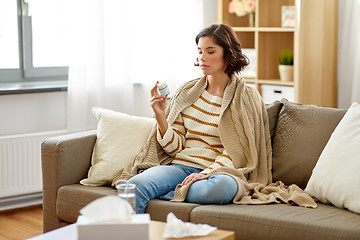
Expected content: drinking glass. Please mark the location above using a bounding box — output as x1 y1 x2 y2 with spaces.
115 180 136 214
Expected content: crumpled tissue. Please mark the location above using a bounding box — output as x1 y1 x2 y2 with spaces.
163 212 217 238
79 195 133 222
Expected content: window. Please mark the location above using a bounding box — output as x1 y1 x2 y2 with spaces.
0 1 19 69
0 0 68 85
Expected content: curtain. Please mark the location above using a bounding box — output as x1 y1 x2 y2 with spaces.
338 0 360 108
66 0 204 132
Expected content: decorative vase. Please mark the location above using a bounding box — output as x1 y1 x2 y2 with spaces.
278 65 293 82
248 12 255 27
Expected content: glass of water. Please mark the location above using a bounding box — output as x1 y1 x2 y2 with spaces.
115 180 136 214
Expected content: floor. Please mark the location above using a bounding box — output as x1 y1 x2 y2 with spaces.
0 205 43 240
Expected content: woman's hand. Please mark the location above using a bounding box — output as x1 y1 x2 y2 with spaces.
150 81 167 116
181 173 207 186
150 81 168 137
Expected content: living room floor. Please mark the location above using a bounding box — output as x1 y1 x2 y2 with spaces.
0 205 42 240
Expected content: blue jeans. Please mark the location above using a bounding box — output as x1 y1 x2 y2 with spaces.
127 164 238 213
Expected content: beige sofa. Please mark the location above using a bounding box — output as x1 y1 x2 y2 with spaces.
41 99 360 240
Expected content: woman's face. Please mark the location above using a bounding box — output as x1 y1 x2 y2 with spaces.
197 36 227 76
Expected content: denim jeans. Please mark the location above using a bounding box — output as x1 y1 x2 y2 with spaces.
127 164 238 213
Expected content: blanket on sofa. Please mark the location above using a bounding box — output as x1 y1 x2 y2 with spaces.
113 74 317 208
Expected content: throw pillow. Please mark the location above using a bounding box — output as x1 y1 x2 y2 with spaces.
80 107 156 186
272 99 347 189
265 100 283 145
305 102 360 214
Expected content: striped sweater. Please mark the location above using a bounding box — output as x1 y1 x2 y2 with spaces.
157 89 235 174
113 74 317 209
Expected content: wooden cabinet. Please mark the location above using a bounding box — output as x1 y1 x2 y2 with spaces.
218 0 338 107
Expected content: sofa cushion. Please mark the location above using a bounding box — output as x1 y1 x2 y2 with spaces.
56 184 199 223
272 99 346 189
305 102 360 214
57 184 117 223
145 199 200 222
80 107 156 186
190 203 360 240
265 100 283 144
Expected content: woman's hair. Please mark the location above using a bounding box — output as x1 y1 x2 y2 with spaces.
195 24 249 76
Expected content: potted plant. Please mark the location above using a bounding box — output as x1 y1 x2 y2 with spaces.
278 49 294 82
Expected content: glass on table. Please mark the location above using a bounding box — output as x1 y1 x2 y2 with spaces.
115 180 136 214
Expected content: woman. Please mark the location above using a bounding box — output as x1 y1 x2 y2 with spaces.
120 24 316 214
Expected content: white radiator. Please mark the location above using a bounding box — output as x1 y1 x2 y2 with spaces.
0 131 67 199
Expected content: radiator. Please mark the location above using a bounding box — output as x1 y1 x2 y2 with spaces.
0 131 67 199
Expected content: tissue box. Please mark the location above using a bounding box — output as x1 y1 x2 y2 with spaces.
77 214 150 240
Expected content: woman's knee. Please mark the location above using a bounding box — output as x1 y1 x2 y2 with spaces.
205 174 238 199
186 174 238 204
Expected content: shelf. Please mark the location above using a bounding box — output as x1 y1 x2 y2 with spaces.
235 32 255 48
244 78 294 86
232 27 256 32
258 0 295 28
258 32 294 80
257 27 295 32
244 78 256 83
232 27 295 32
219 0 338 107
257 79 294 86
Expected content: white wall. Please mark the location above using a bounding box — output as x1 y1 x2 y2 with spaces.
2 1 353 136
0 1 218 137
4 1 355 137
337 0 360 108
0 92 67 136
129 0 218 119
203 0 218 26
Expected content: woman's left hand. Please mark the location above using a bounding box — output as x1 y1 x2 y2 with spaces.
181 173 207 186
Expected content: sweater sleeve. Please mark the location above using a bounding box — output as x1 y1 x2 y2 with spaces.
157 114 186 157
201 149 235 174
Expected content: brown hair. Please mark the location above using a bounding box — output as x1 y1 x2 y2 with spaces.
195 24 249 76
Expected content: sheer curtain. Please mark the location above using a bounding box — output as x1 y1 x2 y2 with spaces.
338 0 360 108
66 0 204 132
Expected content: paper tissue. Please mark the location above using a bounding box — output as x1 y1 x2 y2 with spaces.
76 196 150 240
163 212 217 238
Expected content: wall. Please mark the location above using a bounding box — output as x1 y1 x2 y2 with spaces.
5 2 359 137
0 91 67 136
128 0 218 119
337 0 360 108
2 1 353 137
0 1 218 137
203 0 218 26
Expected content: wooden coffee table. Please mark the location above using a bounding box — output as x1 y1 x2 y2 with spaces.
28 221 235 240
150 221 234 240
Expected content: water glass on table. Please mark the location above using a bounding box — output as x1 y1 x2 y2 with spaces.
115 180 136 214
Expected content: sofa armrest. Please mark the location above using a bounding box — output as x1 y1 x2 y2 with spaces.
41 130 96 232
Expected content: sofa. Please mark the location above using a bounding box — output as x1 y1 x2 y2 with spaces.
41 99 360 240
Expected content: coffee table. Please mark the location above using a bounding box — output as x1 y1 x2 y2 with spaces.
150 221 234 240
28 221 235 240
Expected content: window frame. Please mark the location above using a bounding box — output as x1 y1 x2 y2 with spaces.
0 0 68 84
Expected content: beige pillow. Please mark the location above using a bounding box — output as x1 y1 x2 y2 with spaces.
305 102 360 214
80 107 156 186
272 99 346 189
265 100 283 145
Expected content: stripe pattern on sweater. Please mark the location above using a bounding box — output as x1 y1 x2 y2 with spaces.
157 90 234 173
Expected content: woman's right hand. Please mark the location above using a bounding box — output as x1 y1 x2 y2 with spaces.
150 81 168 137
150 81 167 117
